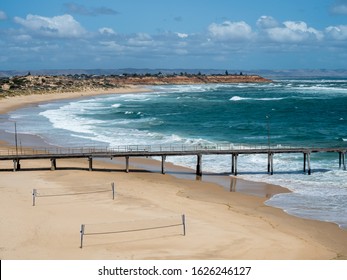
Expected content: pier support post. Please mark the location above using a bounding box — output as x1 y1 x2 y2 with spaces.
13 159 20 171
339 152 346 171
304 152 311 175
125 156 129 173
233 154 238 176
161 155 166 174
196 154 202 176
50 158 56 171
231 154 235 174
88 157 93 171
303 153 307 172
307 153 311 175
267 153 274 175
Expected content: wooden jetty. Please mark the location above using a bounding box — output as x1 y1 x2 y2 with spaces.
0 144 346 175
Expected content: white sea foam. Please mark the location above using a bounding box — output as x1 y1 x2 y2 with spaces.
230 96 284 101
7 81 347 229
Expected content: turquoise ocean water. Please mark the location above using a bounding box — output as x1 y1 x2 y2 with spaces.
3 78 347 228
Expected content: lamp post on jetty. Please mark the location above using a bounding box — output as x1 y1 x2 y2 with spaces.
266 115 273 175
266 115 271 150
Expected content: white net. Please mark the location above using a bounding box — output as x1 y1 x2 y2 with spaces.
83 215 184 236
32 183 114 205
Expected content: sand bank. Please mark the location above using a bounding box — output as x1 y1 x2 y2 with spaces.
1 89 347 260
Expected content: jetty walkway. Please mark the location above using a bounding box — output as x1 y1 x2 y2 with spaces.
0 144 346 175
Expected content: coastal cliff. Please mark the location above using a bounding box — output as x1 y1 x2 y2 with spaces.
0 73 271 97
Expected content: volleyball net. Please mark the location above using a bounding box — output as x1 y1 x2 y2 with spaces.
79 214 186 248
32 182 115 206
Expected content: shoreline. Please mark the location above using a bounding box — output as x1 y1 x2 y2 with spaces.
0 85 289 199
1 87 347 259
0 85 151 115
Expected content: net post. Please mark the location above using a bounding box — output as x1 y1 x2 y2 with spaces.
181 214 186 236
32 189 37 206
111 182 115 200
80 224 85 249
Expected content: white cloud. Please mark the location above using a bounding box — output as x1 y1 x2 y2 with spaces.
99 41 125 52
128 33 154 46
99 27 116 35
257 16 278 29
208 21 253 41
14 14 86 38
176 32 188 39
263 20 323 43
325 25 347 40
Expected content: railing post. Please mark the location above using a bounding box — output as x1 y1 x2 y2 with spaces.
80 224 85 249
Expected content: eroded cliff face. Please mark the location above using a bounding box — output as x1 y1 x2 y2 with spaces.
0 74 271 97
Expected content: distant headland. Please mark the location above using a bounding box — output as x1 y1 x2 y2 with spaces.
0 71 271 97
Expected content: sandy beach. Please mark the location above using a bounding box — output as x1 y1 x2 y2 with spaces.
1 88 347 260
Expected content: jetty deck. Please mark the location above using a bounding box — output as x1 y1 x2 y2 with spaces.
0 144 346 175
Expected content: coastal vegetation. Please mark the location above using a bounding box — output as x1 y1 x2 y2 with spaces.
0 72 270 98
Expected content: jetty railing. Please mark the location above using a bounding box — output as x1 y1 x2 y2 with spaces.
0 143 325 156
1 143 346 175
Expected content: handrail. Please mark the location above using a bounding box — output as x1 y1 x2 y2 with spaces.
1 143 346 156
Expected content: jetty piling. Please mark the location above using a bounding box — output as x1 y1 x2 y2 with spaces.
50 158 57 171
161 155 166 174
196 154 202 176
125 156 129 173
88 157 93 171
267 153 274 175
339 152 346 170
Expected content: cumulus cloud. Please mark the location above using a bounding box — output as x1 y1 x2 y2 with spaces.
208 21 253 41
0 10 7 20
176 32 188 39
257 16 278 29
325 25 347 40
331 0 347 15
14 14 86 38
259 18 323 43
99 27 116 35
63 2 119 16
128 33 154 46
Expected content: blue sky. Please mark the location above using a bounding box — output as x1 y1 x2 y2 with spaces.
1 0 347 70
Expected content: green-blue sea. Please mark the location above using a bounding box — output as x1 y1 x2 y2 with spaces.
3 78 347 228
